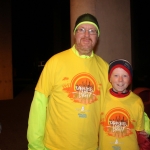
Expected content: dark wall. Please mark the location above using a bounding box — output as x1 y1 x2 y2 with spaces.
130 0 150 89
12 0 70 78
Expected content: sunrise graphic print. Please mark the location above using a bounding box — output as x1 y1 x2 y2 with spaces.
101 107 134 138
63 72 101 104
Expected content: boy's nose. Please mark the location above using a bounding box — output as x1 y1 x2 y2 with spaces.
118 76 123 81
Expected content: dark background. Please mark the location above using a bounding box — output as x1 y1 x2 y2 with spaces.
12 0 70 78
11 0 150 92
130 1 150 89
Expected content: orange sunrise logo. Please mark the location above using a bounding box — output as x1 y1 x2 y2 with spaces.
101 108 134 137
63 73 101 104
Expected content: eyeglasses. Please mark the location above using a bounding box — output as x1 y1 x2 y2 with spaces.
76 28 98 35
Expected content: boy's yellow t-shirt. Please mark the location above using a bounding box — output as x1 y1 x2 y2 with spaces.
99 89 144 150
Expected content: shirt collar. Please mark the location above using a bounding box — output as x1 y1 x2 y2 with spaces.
72 45 93 58
110 88 130 98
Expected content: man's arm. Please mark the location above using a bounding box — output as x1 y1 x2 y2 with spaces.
27 91 49 150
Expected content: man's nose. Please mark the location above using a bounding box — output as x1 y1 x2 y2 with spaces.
84 30 90 37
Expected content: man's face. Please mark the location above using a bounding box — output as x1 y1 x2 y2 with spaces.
110 68 130 93
74 24 98 56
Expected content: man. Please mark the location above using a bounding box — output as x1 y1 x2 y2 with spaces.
27 13 110 150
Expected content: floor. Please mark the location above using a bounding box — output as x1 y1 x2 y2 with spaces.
0 80 35 150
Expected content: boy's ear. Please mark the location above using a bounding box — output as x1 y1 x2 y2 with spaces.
109 76 112 83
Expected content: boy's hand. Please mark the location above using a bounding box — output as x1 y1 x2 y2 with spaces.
140 130 149 138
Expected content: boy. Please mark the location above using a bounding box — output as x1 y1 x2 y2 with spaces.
99 59 150 150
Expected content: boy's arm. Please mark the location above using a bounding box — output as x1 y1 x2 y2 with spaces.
27 91 49 150
136 112 150 150
136 131 150 150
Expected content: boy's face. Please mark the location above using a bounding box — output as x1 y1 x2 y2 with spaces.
110 68 130 93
